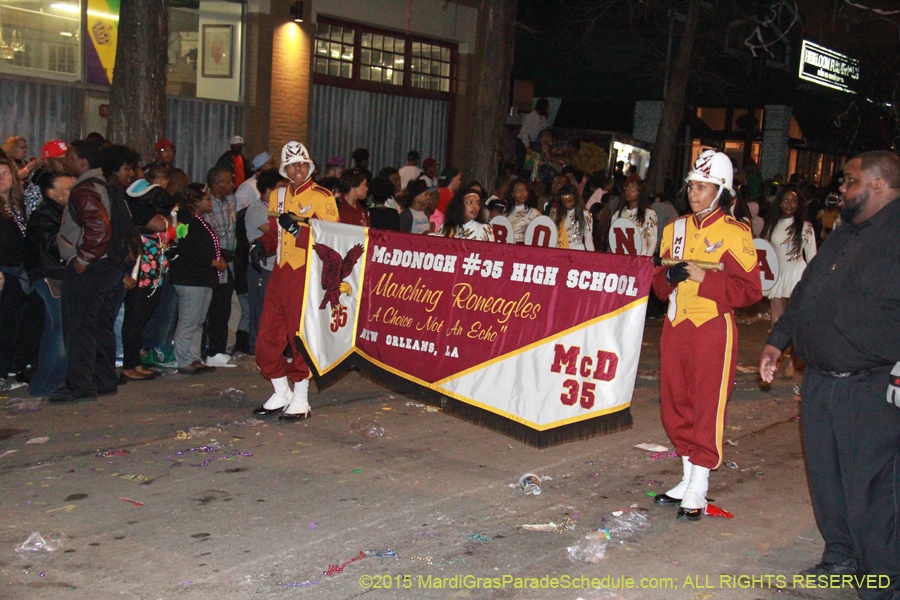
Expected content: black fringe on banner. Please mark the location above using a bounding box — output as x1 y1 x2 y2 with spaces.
305 349 633 449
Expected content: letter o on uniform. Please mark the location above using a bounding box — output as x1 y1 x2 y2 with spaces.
401 251 412 268
617 275 628 294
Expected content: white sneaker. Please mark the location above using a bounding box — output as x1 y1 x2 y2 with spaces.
204 353 237 368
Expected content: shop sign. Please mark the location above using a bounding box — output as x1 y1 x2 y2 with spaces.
799 40 859 93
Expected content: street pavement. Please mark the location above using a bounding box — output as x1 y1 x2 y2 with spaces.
0 314 860 600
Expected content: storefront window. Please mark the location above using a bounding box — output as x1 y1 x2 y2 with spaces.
168 3 199 96
314 22 354 79
0 1 81 79
410 41 450 92
314 17 455 99
360 31 402 86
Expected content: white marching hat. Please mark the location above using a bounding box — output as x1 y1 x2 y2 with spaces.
685 150 735 195
279 141 315 180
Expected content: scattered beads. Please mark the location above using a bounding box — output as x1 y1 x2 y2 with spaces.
324 551 365 576
283 580 319 588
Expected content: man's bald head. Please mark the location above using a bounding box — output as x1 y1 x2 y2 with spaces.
857 151 900 189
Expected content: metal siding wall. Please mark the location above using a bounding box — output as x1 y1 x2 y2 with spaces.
310 84 449 174
166 96 244 183
0 78 84 149
0 78 242 184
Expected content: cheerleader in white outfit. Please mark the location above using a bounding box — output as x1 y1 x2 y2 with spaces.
761 186 816 375
549 184 594 251
438 189 495 242
505 180 541 244
609 175 658 257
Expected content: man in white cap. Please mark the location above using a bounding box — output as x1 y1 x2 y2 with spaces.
248 141 338 421
235 151 275 211
650 150 762 520
216 135 252 188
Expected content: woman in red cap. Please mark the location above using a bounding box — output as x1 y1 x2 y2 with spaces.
22 140 69 218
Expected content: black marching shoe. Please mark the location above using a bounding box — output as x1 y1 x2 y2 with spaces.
653 493 682 506
799 559 857 577
278 409 312 422
677 506 704 521
253 405 285 417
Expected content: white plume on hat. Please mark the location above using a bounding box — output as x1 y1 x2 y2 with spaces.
279 141 315 180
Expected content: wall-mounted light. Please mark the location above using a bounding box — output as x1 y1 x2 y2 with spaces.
290 0 304 23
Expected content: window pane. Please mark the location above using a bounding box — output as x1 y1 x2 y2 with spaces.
431 77 440 90
441 47 450 62
316 40 328 55
411 57 420 71
440 78 450 92
328 61 339 76
342 44 353 60
412 41 421 55
361 49 371 64
314 57 327 74
331 26 342 41
441 62 450 77
372 34 382 48
392 70 403 85
372 50 381 64
318 23 330 37
396 39 405 53
361 65 371 80
394 56 405 68
361 32 371 47
343 29 354 44
340 61 351 78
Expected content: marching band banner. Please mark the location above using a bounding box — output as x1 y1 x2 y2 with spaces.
299 221 654 432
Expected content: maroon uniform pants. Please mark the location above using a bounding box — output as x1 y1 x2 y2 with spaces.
659 313 737 470
255 264 310 382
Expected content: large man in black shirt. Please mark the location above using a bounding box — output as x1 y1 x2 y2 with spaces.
760 151 900 600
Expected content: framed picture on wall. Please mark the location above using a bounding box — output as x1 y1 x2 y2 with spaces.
201 24 233 78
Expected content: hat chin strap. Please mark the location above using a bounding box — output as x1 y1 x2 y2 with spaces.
695 184 724 218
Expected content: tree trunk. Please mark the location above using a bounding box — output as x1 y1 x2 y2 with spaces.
645 0 700 196
107 0 168 162
466 0 518 192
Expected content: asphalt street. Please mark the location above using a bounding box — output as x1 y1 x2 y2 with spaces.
0 314 860 600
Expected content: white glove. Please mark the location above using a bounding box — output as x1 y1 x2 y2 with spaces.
888 363 900 408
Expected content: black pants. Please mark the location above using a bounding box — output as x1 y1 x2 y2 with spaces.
0 270 26 378
122 285 161 370
204 268 233 356
801 367 900 600
61 259 125 396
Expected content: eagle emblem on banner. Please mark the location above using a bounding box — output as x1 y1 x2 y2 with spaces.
313 243 364 310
